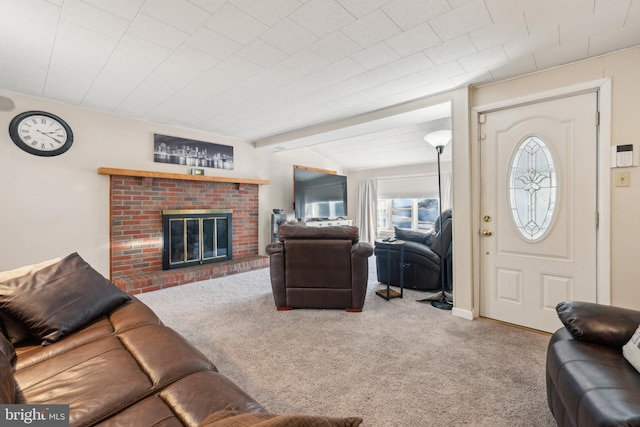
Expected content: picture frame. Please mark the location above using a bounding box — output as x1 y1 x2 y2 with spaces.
153 134 234 170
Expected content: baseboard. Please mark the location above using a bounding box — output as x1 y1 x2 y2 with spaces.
452 307 474 320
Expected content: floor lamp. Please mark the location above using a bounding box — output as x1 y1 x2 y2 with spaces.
424 130 452 310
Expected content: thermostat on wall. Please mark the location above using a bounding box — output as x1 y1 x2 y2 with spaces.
611 144 637 168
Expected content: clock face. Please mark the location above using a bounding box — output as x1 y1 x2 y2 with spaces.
9 111 74 157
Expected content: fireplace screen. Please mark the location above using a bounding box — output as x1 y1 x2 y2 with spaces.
162 209 232 270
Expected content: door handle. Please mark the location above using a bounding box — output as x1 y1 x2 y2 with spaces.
482 229 493 236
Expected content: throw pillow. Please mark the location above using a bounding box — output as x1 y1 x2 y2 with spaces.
556 301 640 347
199 408 363 427
0 252 130 344
0 333 15 404
0 311 32 344
0 256 63 344
623 324 640 373
394 227 432 245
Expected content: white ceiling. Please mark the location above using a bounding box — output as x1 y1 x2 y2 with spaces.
1 0 638 170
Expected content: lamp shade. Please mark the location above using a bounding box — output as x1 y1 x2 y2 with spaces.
424 130 451 148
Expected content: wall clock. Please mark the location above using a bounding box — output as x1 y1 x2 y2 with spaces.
8 111 74 157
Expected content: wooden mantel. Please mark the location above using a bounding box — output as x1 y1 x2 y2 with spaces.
98 167 270 185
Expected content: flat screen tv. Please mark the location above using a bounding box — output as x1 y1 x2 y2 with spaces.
294 167 347 221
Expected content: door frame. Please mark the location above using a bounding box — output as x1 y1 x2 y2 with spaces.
470 79 612 319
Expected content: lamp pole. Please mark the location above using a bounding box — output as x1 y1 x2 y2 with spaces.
430 143 452 310
423 130 452 311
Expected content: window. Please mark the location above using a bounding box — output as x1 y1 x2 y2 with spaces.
509 135 557 240
377 198 439 232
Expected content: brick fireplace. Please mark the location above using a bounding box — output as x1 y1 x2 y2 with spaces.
101 168 269 294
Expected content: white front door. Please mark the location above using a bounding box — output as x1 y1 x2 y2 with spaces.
479 92 598 333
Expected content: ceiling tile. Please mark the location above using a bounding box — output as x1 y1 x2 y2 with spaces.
142 0 211 33
260 18 319 54
205 3 268 45
421 61 466 82
61 0 128 39
0 7 57 71
0 60 47 96
385 22 441 57
115 60 202 116
484 0 526 22
385 53 434 77
534 37 590 70
502 31 558 61
44 67 99 104
350 42 400 70
3 0 61 26
186 27 242 60
301 57 365 89
559 1 630 43
129 14 190 50
230 0 303 26
341 9 401 48
429 0 492 41
382 0 451 31
280 49 329 75
82 0 145 21
187 0 227 14
200 67 242 89
117 34 172 64
170 44 220 71
289 0 355 38
236 39 288 68
309 31 362 62
259 64 302 86
424 35 476 65
336 0 392 19
49 21 117 75
146 78 226 122
82 50 158 110
216 55 264 79
490 54 537 81
589 24 640 56
468 16 529 51
458 46 508 72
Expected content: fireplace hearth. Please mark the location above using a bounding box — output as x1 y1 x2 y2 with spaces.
162 209 232 270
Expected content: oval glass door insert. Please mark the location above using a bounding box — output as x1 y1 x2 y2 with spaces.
509 136 557 240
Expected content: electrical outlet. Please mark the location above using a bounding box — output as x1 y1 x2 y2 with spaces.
615 171 630 187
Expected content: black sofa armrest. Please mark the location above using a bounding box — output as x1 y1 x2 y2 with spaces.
556 301 640 348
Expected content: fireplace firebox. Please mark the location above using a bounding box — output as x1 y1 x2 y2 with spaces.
162 209 232 270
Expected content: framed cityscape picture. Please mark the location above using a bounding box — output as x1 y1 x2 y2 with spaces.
153 134 234 170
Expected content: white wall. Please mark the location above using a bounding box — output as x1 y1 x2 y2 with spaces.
0 92 338 277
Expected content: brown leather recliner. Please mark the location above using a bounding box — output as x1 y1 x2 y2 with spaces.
265 224 373 312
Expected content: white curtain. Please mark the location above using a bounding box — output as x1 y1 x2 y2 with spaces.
356 179 377 244
441 172 452 210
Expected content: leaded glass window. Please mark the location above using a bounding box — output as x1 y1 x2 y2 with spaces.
509 136 557 240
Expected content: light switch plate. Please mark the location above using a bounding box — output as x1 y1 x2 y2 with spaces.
615 171 630 187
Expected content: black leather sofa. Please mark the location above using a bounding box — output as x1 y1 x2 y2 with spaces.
546 301 640 427
374 209 452 292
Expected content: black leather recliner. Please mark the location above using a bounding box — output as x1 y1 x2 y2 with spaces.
375 209 452 292
547 301 640 426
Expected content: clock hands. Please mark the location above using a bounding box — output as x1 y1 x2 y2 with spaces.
36 129 63 144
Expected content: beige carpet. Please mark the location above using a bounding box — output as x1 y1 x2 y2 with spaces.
137 258 556 427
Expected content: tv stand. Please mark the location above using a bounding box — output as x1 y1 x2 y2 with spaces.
305 219 352 227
